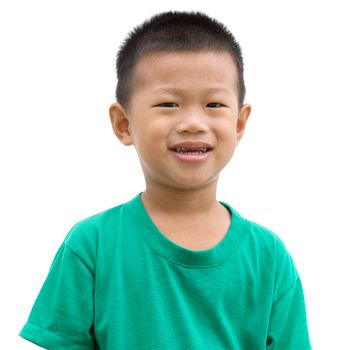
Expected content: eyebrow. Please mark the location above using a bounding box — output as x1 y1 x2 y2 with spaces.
152 87 232 95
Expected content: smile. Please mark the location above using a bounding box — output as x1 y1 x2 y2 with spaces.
169 145 213 163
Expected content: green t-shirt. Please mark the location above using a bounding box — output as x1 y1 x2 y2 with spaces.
20 193 311 349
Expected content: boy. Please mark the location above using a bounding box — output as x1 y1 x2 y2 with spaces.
20 11 311 349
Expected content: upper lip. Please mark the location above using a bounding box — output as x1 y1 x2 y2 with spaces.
169 141 213 151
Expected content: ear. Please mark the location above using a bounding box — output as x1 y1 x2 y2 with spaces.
109 103 133 146
236 104 251 145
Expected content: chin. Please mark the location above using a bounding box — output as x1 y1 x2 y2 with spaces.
170 175 219 191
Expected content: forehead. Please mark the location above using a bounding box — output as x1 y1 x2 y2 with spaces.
131 50 239 97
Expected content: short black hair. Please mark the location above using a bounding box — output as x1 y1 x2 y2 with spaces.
115 11 246 107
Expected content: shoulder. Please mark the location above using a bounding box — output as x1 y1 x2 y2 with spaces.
63 200 130 258
229 205 299 300
247 219 299 300
228 203 288 253
247 217 296 264
246 217 297 266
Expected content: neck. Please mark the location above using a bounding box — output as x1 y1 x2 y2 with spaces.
141 181 220 215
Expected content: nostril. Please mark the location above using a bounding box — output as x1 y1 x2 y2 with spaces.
175 113 210 134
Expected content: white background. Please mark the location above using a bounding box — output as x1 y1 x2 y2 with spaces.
1 0 349 348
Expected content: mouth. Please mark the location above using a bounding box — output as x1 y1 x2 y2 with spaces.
169 142 213 163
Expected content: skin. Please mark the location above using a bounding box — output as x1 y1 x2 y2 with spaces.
109 51 251 250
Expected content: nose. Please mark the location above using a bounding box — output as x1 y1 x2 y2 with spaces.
175 108 210 134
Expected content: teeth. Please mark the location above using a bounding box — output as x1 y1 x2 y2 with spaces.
174 147 208 154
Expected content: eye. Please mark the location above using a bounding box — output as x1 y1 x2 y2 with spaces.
155 102 179 108
207 102 225 108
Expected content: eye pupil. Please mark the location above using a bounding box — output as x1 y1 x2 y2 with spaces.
207 102 222 108
159 102 177 107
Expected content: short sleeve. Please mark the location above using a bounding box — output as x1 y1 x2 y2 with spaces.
266 238 312 349
266 277 311 349
19 241 96 349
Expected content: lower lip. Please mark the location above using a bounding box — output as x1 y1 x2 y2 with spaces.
170 150 212 163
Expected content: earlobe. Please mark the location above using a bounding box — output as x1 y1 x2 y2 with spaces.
109 103 133 146
236 104 251 144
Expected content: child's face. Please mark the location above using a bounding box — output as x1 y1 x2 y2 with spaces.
110 51 251 192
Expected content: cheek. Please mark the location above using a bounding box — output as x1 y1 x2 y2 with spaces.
220 127 237 158
133 123 167 159
224 139 236 158
219 119 236 141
